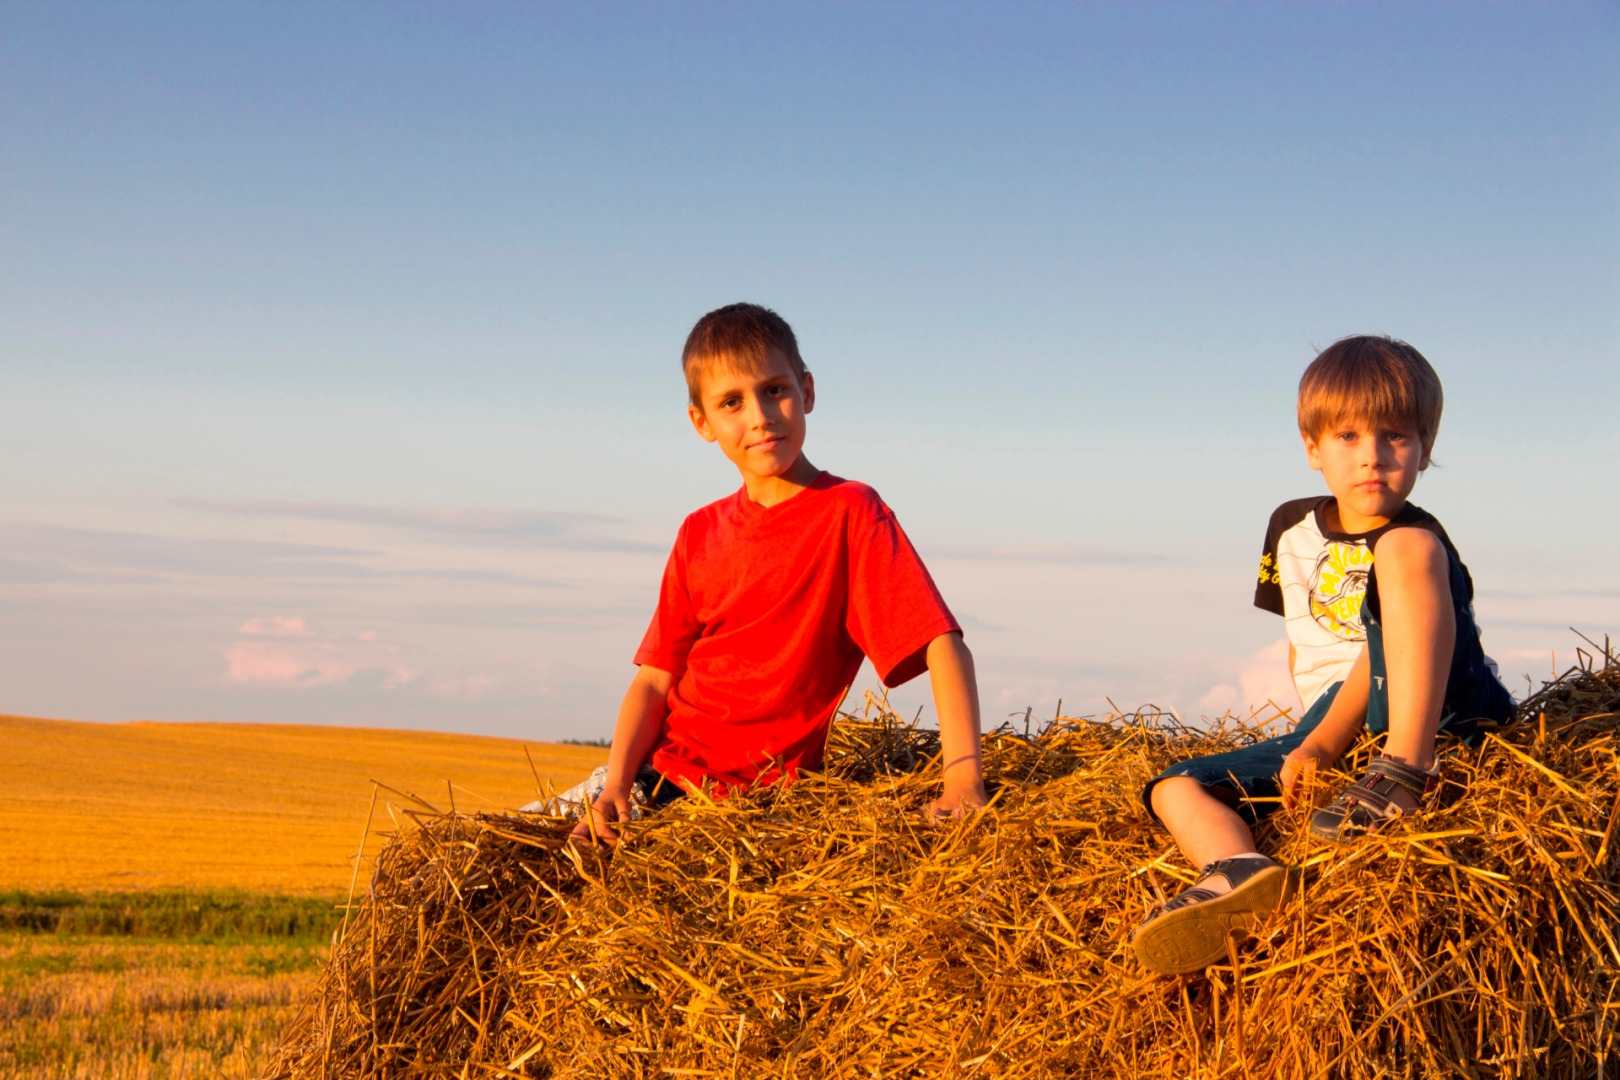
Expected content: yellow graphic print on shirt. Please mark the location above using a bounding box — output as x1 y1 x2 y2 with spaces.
1257 552 1280 586
1308 541 1374 640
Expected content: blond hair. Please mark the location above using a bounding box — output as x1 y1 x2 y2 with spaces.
681 303 807 408
1298 335 1444 456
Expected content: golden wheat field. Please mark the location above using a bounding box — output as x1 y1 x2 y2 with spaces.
0 715 607 1080
0 715 607 895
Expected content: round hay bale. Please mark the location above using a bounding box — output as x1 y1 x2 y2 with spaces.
266 653 1620 1079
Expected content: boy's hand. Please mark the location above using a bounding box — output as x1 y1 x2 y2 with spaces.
568 783 635 847
925 774 988 823
1280 741 1337 811
568 664 674 849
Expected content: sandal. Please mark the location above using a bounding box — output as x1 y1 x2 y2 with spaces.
1131 855 1290 975
1309 756 1438 843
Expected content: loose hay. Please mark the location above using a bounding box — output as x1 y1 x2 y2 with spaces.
267 648 1620 1079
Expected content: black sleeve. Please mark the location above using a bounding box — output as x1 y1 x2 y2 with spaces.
1253 498 1316 616
1406 506 1473 604
1381 503 1474 604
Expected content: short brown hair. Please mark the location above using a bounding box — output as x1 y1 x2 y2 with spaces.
682 303 807 407
1298 335 1444 456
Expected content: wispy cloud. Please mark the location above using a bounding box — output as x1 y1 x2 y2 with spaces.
238 615 311 637
926 544 1162 565
178 498 665 553
223 617 417 689
955 611 1013 633
1198 637 1299 720
0 524 379 582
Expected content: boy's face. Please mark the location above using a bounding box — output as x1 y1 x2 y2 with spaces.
687 349 815 482
1303 416 1429 531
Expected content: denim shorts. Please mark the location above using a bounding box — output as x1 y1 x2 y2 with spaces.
1143 632 1505 828
1141 682 1344 826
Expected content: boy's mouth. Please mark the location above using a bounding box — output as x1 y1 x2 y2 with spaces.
750 436 785 452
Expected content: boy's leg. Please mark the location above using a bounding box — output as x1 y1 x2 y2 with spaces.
519 764 682 817
1308 540 1455 841
1140 764 1302 977
1143 684 1341 871
1308 596 1451 839
1133 779 1288 975
1148 777 1260 895
519 765 610 815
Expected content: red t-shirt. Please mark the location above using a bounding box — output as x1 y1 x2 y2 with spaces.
634 472 959 793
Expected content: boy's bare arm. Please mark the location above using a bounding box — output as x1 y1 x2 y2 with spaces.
1370 527 1454 771
570 664 674 845
925 632 988 820
1281 529 1453 805
1281 646 1371 809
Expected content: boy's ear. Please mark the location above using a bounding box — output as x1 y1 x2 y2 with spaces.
1301 430 1323 472
800 370 815 413
687 403 719 443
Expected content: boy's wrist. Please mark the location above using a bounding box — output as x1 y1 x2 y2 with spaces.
940 763 986 795
941 756 984 780
599 770 637 796
1295 735 1337 762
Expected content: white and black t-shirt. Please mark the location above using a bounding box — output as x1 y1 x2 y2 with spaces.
1254 498 1457 710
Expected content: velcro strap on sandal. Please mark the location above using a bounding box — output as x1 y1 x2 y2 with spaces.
1365 756 1439 799
1140 854 1279 930
1161 887 1222 914
1199 855 1276 892
1342 757 1438 820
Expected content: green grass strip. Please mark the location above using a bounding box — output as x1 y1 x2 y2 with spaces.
0 889 343 943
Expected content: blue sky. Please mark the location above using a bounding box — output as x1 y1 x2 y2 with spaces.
2 2 1616 738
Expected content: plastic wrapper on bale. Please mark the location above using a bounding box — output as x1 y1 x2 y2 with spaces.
266 645 1620 1079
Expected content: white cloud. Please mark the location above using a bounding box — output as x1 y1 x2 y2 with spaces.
0 523 377 581
179 498 664 553
222 617 417 690
237 615 311 637
927 544 1161 565
1198 637 1299 721
428 673 502 700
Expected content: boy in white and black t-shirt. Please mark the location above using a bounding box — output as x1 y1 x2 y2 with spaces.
1130 335 1515 976
1257 496 1384 713
1253 497 1500 722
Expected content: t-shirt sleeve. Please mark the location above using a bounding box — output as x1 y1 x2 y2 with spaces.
1253 502 1297 616
845 511 961 687
632 527 702 678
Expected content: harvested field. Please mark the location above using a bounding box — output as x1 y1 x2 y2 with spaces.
0 890 338 1079
268 645 1620 1079
0 716 606 895
0 933 322 1080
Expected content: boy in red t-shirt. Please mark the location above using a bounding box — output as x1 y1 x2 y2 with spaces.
565 302 987 844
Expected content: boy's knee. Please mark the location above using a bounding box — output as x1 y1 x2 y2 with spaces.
1149 775 1203 819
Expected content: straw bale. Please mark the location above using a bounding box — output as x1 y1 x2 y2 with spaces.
267 647 1620 1079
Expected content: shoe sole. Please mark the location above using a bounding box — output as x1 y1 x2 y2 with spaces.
1131 865 1291 976
1309 817 1358 843
1310 809 1389 844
